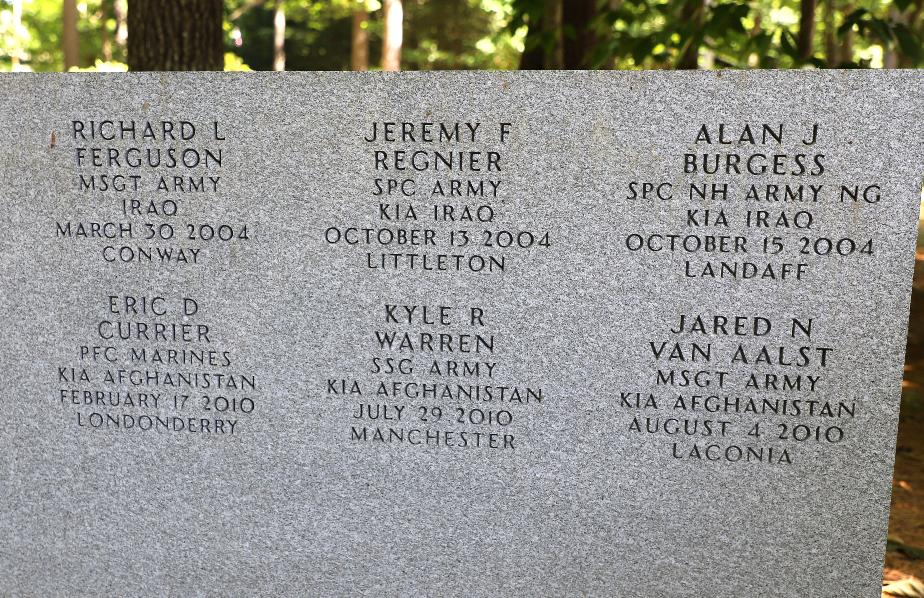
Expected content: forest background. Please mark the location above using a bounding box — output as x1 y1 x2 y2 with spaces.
1 0 922 72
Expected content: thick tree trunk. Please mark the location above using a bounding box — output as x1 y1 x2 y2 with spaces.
351 8 369 70
543 0 564 68
562 0 597 69
127 0 224 71
797 0 817 62
381 0 403 71
63 0 80 70
677 0 704 69
520 0 563 70
273 0 286 71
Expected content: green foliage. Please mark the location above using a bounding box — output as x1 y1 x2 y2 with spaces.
515 0 924 69
1 0 921 71
840 5 924 65
1 0 127 71
69 59 127 72
224 51 252 70
597 0 923 68
228 0 353 70
401 0 521 69
224 0 520 70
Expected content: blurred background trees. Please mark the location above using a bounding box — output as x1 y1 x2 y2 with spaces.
0 0 921 71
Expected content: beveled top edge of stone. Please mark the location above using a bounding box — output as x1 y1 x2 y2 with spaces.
0 68 922 81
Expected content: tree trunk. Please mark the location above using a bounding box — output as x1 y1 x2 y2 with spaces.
562 0 597 69
748 13 763 66
273 0 286 71
797 0 817 62
63 0 80 70
101 1 112 62
127 0 224 71
543 0 564 69
677 0 704 69
351 8 369 70
838 3 854 65
519 13 545 69
901 0 924 66
10 0 22 69
114 0 128 48
381 0 403 71
840 29 854 65
519 0 564 69
824 0 837 67
884 4 899 68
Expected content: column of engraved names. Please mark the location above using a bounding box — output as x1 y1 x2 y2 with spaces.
53 118 259 435
624 122 878 280
57 119 251 265
323 120 552 271
619 122 881 464
59 295 256 434
623 315 840 464
340 304 544 450
325 120 549 450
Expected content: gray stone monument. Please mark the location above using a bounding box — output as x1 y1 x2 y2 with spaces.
0 71 922 597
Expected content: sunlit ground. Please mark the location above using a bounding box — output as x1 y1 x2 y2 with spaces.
882 200 924 598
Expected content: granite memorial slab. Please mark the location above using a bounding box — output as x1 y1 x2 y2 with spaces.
0 71 923 596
